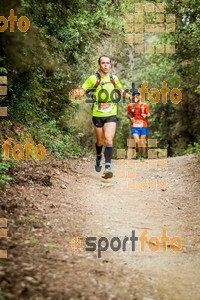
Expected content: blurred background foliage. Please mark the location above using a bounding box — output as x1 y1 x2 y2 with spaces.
0 0 199 174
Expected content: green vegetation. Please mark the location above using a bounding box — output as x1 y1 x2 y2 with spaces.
0 156 13 191
185 142 200 160
0 292 14 300
0 0 199 190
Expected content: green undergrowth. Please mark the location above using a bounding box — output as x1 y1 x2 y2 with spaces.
1 107 88 159
184 142 200 161
0 112 88 191
0 156 14 191
29 119 87 158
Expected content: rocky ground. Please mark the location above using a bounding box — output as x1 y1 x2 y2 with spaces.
0 154 200 300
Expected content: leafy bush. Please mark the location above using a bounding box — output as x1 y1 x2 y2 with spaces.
0 157 14 191
28 117 87 158
184 142 200 160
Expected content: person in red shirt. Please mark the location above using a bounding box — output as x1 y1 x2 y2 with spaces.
127 89 150 159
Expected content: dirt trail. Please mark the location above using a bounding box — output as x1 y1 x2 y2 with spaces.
0 155 200 299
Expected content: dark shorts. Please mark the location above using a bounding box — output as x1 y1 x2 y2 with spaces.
92 116 118 128
131 127 149 136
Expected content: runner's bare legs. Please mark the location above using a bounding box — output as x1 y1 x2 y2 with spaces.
133 133 147 158
133 133 140 154
94 122 116 176
140 135 147 157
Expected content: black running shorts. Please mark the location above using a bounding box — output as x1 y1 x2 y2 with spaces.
92 116 118 128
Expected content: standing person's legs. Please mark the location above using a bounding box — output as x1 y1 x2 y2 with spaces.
132 133 140 158
93 116 117 178
140 127 148 158
94 126 104 172
132 128 148 158
140 135 147 157
103 122 116 166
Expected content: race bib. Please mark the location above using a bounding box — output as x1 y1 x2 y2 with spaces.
97 103 112 113
133 120 144 128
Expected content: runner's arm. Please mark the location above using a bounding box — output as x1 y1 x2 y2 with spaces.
81 75 97 95
141 113 151 118
141 105 151 118
121 89 131 101
114 76 131 101
127 113 134 123
127 105 134 123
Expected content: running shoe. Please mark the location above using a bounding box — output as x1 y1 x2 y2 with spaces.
95 158 102 172
102 166 113 179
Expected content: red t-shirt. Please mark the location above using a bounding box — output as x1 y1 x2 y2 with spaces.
127 102 150 128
